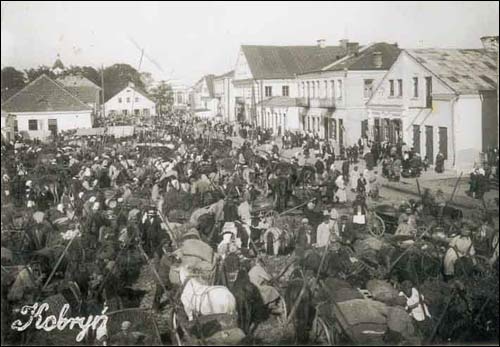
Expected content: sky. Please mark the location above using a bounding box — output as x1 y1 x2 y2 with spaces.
1 1 499 86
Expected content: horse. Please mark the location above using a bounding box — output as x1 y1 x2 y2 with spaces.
178 266 237 321
229 269 267 335
284 273 314 344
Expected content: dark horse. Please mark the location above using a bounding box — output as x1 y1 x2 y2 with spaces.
229 269 267 335
284 270 314 344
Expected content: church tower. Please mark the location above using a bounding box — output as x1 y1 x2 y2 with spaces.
52 54 65 75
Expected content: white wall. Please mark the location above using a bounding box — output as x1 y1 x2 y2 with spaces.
105 87 156 117
14 111 92 139
455 96 483 169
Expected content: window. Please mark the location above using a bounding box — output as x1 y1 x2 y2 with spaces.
48 119 57 135
306 82 310 98
324 81 328 98
364 79 374 98
282 85 289 97
337 80 343 99
301 82 305 97
413 77 419 97
389 80 395 96
118 97 122 103
28 120 38 131
330 80 335 98
134 109 140 116
316 81 321 98
397 79 403 97
126 97 130 103
265 86 272 97
312 83 316 98
123 110 128 116
14 120 18 133
135 97 139 102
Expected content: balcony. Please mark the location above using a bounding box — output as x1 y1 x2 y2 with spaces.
297 97 336 109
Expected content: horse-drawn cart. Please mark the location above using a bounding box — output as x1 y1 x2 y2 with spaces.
311 280 388 345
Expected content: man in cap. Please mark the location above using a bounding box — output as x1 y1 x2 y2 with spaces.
110 321 136 345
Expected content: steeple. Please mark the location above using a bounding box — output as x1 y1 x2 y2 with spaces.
52 54 65 74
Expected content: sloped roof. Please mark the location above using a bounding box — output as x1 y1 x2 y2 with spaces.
322 42 400 72
258 96 300 107
214 70 235 79
241 45 347 79
57 75 101 105
405 48 498 94
195 74 216 98
105 83 155 104
1 74 92 113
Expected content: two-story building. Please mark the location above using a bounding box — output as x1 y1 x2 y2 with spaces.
367 44 498 170
232 40 349 129
104 82 156 118
191 74 218 118
213 70 235 122
297 42 400 147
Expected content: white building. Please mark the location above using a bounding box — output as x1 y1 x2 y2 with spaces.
191 75 218 118
297 42 400 146
232 41 350 133
1 74 93 140
213 70 235 122
367 44 498 170
171 84 190 110
104 82 156 118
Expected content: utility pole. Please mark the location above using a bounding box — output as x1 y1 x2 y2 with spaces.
130 49 144 124
101 65 105 120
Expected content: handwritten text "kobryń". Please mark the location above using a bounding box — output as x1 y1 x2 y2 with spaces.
11 303 108 342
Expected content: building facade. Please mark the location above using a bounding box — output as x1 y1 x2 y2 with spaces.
191 75 218 118
297 42 400 148
104 82 156 118
213 70 235 122
367 47 498 170
232 42 349 130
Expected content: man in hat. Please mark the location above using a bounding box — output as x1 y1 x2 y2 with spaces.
315 211 333 248
443 224 476 280
217 223 239 259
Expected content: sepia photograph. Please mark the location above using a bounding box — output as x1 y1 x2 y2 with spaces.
1 1 499 345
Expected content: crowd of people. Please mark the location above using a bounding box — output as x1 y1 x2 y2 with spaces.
1 111 498 346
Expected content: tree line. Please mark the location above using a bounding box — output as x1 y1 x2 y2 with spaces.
1 64 174 110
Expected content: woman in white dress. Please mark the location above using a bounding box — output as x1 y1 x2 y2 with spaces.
335 174 347 203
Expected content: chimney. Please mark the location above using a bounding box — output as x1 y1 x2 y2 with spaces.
317 39 326 48
480 36 499 52
347 42 360 55
373 52 383 68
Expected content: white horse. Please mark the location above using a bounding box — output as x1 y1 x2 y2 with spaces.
179 266 236 321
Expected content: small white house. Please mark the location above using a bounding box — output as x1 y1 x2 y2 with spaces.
1 74 93 140
104 82 156 118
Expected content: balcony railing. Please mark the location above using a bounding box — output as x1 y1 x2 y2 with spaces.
297 97 336 108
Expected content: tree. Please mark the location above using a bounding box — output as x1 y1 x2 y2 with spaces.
102 64 146 101
140 72 155 92
59 65 101 86
24 65 56 83
1 67 27 100
150 81 174 114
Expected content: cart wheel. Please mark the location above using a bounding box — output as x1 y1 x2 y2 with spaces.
368 212 385 238
312 314 333 345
